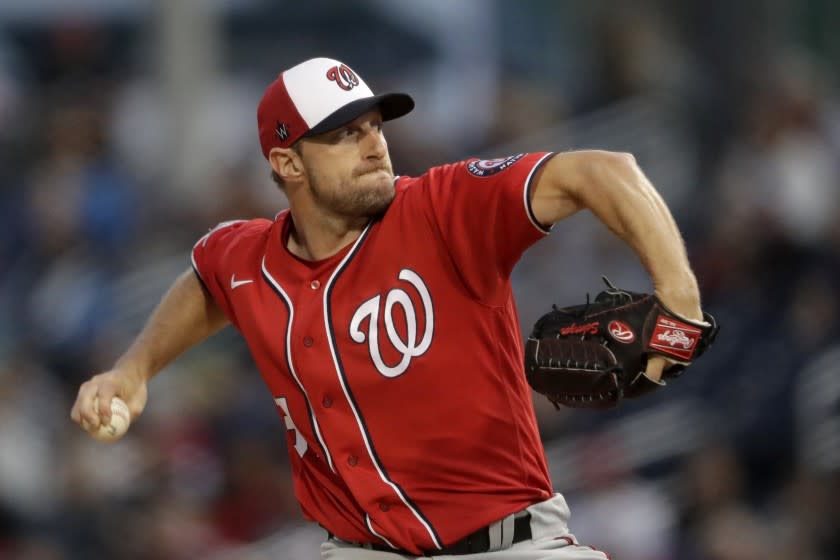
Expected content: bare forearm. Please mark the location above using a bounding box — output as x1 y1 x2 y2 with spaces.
116 269 230 380
532 151 701 319
585 154 698 301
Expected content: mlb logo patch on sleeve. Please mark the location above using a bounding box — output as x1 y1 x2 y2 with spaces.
466 153 526 177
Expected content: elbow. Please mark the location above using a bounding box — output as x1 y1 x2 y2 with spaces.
587 150 641 188
616 152 641 178
598 150 637 172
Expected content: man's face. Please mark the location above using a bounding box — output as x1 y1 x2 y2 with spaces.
299 109 395 218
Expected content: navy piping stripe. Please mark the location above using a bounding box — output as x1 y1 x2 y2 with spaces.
323 224 444 551
189 260 211 294
261 258 335 473
523 152 555 234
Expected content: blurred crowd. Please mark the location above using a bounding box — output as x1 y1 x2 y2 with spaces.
1 1 839 559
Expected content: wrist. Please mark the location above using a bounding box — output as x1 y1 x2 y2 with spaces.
114 356 154 384
654 285 702 322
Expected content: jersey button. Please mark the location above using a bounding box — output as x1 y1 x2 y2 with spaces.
347 455 358 466
322 396 333 408
310 280 321 290
303 336 313 347
379 502 390 512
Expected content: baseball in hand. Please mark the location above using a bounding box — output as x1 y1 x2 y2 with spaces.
82 397 131 441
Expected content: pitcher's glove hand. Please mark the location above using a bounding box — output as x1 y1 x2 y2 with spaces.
524 278 719 409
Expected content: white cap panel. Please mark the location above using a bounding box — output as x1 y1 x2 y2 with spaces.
283 57 374 127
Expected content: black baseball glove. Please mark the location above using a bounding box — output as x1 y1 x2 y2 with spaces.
524 278 719 409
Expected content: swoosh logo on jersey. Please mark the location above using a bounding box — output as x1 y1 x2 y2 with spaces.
230 275 254 290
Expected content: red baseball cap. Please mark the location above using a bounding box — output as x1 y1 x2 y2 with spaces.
257 57 414 159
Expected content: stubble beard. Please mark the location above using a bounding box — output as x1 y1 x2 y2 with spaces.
309 164 396 219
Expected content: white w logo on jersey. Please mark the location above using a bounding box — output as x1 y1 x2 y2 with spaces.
349 269 434 378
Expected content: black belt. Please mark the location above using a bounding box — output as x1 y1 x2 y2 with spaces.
331 512 532 556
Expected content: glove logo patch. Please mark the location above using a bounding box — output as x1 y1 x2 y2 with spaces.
559 321 599 336
608 320 635 343
466 153 525 177
648 316 701 361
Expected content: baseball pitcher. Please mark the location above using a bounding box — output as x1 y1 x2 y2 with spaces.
71 57 716 559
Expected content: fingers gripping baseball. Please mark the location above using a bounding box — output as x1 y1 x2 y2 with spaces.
70 369 148 441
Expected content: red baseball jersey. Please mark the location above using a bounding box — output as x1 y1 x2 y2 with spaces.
191 152 556 554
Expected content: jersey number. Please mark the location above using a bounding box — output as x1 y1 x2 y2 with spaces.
275 397 308 457
349 269 434 378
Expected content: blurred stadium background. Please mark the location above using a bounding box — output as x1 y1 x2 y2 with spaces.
1 1 839 559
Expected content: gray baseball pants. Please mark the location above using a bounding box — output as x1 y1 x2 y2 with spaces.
320 494 610 560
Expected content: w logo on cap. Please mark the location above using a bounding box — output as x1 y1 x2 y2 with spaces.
326 64 360 91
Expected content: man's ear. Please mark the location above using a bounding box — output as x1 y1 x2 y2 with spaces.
269 146 304 183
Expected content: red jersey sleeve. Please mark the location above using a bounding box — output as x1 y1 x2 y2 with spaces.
421 152 555 303
190 219 271 326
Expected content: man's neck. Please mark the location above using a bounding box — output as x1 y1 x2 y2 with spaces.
285 208 368 262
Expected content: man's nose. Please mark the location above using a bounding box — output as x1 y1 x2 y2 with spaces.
362 127 386 159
